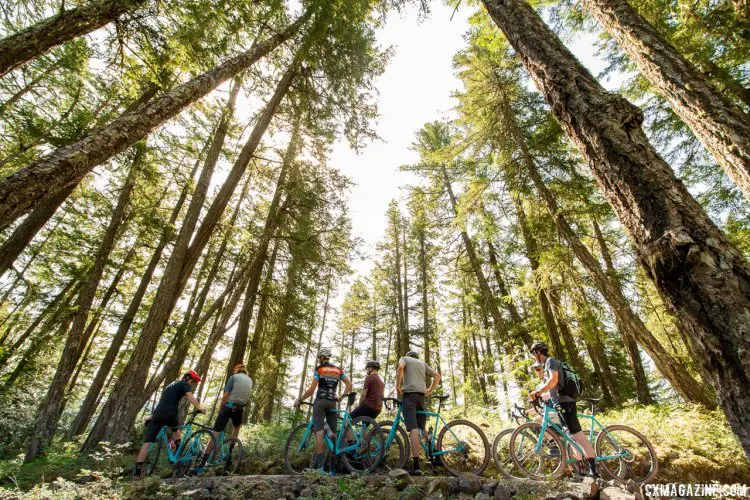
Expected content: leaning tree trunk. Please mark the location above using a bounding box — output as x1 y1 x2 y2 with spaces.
67 161 200 438
590 217 653 403
584 0 750 201
83 64 297 448
224 118 300 377
442 166 512 347
25 147 141 461
486 239 532 346
482 0 750 450
0 0 148 78
0 9 312 229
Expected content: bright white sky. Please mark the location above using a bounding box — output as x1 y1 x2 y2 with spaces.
329 2 614 287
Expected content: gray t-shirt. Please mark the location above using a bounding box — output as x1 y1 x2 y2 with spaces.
224 372 253 407
544 357 574 404
399 356 437 394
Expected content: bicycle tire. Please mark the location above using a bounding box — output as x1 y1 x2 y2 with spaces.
222 437 244 474
284 423 316 474
144 439 174 479
437 419 490 476
178 429 216 477
340 416 385 474
595 424 658 485
492 428 528 479
377 419 409 470
509 422 566 480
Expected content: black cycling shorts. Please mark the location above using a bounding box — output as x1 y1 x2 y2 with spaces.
402 393 426 432
144 414 178 443
213 404 244 432
349 404 381 420
559 401 582 434
312 398 338 432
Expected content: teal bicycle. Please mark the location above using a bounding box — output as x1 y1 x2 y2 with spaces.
204 429 244 474
378 395 490 476
509 397 658 484
143 410 217 478
284 392 385 474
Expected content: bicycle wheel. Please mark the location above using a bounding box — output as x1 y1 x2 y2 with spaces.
509 422 565 480
492 428 528 479
221 437 244 474
144 439 174 479
437 419 490 476
178 430 216 477
341 416 385 474
595 424 658 485
377 420 409 470
284 423 316 474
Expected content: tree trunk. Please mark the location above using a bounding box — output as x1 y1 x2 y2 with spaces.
392 210 406 358
418 225 430 364
486 239 532 346
590 217 653 403
0 183 76 275
442 166 511 346
484 0 739 425
0 0 148 78
0 9 312 229
225 118 300 378
402 223 410 354
84 62 296 448
547 289 587 376
26 147 141 460
584 0 750 201
67 159 200 438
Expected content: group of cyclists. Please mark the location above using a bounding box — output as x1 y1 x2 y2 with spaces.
133 340 600 480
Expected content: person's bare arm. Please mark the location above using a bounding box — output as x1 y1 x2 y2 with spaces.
530 371 558 399
220 391 230 406
425 371 441 396
185 392 204 412
396 362 405 395
297 379 318 406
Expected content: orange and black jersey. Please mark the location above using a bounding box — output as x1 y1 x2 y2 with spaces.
314 363 347 401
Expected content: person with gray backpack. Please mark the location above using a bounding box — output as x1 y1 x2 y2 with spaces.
528 341 599 478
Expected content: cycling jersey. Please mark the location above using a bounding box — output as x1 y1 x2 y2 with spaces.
314 363 346 401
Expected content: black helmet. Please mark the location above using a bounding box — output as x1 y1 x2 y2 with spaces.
530 341 548 355
365 360 380 370
405 350 419 359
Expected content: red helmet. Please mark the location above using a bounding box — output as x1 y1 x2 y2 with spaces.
186 370 201 383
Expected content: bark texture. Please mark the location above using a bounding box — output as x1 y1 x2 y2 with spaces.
0 10 311 229
584 0 750 201
0 0 147 78
483 0 750 454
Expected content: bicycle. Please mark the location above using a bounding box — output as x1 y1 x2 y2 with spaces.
284 392 385 475
205 429 244 474
491 403 531 479
509 397 658 484
142 410 217 478
378 394 490 476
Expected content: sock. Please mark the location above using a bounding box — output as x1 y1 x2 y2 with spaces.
412 457 420 470
587 457 598 475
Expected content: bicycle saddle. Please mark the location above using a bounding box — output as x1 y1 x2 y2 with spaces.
431 394 450 401
580 397 601 403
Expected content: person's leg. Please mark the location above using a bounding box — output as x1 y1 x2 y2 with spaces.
310 399 327 469
346 405 365 442
135 442 151 463
561 402 597 476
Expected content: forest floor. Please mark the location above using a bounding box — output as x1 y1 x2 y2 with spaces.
0 404 748 497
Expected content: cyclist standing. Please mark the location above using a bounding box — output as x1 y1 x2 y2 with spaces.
396 350 441 476
294 347 353 470
199 363 253 467
350 360 384 420
528 341 599 478
132 370 205 478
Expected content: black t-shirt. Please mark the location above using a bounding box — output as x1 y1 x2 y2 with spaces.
153 380 191 417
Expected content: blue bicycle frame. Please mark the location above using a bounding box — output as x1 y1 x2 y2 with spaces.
296 407 361 456
382 398 466 458
535 402 629 464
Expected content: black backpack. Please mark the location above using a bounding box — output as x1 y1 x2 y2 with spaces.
559 361 583 400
